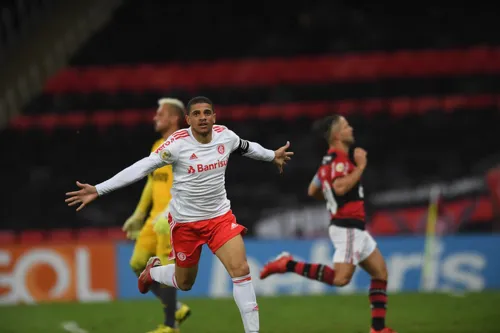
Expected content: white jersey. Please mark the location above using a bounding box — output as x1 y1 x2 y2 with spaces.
95 125 275 223
152 125 256 222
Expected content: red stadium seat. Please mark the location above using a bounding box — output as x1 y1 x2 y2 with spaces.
79 67 107 93
43 68 80 93
0 230 16 245
391 51 416 77
91 110 118 128
105 227 127 241
126 65 154 91
204 61 233 88
76 228 105 242
60 112 88 129
388 97 412 116
38 113 59 132
120 109 149 128
19 230 45 244
40 47 500 93
48 229 74 243
10 115 35 131
362 98 385 115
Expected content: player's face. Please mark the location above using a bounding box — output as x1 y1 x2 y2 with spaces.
335 117 355 145
186 103 216 135
153 104 171 133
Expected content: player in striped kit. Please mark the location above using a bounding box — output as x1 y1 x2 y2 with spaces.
65 96 293 333
260 115 396 333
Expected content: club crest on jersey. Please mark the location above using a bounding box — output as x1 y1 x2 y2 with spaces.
217 144 225 154
335 162 345 172
160 150 171 161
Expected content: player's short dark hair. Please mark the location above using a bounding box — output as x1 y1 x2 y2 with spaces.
312 114 342 142
186 96 214 114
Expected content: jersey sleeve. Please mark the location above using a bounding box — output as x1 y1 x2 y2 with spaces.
95 156 164 196
149 135 181 165
225 127 242 153
226 127 275 161
311 172 322 187
330 155 350 181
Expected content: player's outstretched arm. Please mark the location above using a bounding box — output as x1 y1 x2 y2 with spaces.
233 137 294 174
65 155 165 211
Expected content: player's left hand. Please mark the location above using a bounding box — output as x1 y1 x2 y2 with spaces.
65 181 98 211
273 141 294 174
122 211 146 240
153 214 171 235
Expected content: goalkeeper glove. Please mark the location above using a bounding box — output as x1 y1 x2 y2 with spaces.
153 213 171 235
122 210 146 240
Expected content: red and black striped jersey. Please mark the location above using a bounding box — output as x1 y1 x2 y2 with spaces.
316 148 365 226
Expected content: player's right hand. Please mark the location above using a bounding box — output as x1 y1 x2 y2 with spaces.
65 181 98 211
354 147 367 169
122 211 146 240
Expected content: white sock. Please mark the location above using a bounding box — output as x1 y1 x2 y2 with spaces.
233 274 259 333
150 264 179 289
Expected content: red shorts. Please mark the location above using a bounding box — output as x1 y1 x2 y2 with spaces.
167 210 247 267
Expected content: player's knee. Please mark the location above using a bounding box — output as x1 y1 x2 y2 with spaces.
226 260 250 278
176 282 193 291
334 276 352 287
334 270 354 287
175 277 194 291
175 271 196 291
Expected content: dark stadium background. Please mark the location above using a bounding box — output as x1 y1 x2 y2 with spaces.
0 2 499 333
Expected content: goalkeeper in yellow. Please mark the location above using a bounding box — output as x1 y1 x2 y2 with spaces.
123 98 190 333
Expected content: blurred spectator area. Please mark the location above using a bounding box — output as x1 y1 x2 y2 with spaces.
0 0 53 49
68 1 500 64
1 1 499 237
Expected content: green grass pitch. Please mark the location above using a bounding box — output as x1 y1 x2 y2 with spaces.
1 292 498 333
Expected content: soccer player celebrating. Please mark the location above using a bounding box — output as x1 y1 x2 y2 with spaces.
122 98 190 333
66 96 293 333
259 115 396 333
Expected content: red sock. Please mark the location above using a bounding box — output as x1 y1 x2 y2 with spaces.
369 279 387 331
286 260 335 286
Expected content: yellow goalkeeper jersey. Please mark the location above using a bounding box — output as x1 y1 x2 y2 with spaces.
149 138 173 217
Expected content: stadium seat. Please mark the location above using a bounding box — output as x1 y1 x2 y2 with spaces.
76 228 105 242
3 2 500 237
0 230 16 245
41 47 500 94
105 227 127 241
19 230 45 244
48 229 74 243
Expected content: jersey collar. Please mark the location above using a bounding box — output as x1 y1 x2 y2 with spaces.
327 148 348 157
